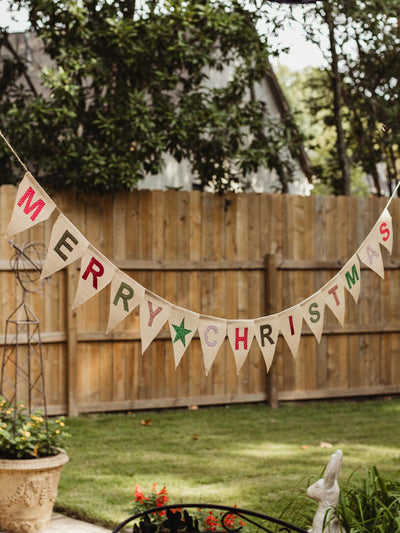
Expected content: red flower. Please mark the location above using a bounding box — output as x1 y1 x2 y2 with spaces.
134 484 150 504
205 511 219 531
156 485 169 507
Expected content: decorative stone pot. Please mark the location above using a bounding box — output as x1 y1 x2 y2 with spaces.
0 448 68 533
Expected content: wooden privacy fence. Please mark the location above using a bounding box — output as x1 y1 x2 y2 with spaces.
1 185 400 415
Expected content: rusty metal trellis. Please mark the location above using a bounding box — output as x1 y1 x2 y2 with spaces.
0 241 48 417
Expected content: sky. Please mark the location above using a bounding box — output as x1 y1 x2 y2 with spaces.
0 0 326 71
269 28 325 71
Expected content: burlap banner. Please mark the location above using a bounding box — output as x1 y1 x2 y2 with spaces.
322 275 346 327
198 315 228 375
340 255 361 303
357 208 393 279
6 173 56 237
253 314 280 371
140 291 171 355
301 292 326 343
227 319 256 374
73 245 117 308
278 305 303 358
4 170 398 375
107 270 145 334
41 214 89 279
168 306 199 368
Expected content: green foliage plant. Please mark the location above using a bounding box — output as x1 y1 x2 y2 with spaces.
0 0 303 194
336 466 400 533
0 395 69 459
280 0 400 196
131 483 170 519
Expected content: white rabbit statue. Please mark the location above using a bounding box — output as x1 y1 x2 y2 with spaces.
307 449 343 533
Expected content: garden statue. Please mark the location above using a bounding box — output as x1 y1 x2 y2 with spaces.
307 449 343 533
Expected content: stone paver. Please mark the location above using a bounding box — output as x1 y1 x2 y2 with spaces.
39 513 112 533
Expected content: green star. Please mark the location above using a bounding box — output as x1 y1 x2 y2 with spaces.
172 318 192 346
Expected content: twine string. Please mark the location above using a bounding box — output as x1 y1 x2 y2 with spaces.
0 130 29 173
386 180 400 209
0 130 62 218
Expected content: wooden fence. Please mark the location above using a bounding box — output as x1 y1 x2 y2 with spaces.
1 185 400 415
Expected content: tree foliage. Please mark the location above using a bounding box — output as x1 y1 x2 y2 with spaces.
277 65 369 196
280 0 400 196
339 0 400 196
0 0 303 194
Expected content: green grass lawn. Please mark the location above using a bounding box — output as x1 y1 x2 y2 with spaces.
55 399 400 530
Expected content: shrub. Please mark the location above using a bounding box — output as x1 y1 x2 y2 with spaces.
0 396 69 459
336 466 400 532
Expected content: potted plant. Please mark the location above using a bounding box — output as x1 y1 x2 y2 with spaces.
0 395 69 533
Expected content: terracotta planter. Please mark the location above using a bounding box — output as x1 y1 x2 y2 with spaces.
0 448 68 533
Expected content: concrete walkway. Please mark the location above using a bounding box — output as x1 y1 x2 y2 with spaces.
40 513 112 533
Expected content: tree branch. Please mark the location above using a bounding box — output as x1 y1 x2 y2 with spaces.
324 2 351 196
1 32 38 97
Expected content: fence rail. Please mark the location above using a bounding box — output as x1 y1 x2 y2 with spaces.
1 185 399 415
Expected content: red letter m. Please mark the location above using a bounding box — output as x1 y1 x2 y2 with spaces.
17 187 45 221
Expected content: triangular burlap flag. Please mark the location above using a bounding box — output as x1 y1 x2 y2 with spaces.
322 275 346 326
301 291 326 343
6 172 56 236
73 245 116 308
168 306 199 368
373 208 393 254
41 214 89 279
340 254 361 303
198 315 227 375
227 319 255 374
140 292 171 354
254 314 279 371
107 270 145 333
278 305 303 358
357 232 385 279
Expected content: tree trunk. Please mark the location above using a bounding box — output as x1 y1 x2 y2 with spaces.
324 3 351 196
370 164 382 197
2 34 38 97
388 144 399 195
276 159 289 193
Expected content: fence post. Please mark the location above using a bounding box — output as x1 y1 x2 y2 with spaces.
265 254 279 408
66 264 79 417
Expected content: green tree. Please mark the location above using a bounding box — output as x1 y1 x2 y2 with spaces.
276 65 369 196
0 0 304 194
340 0 400 196
282 0 400 196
